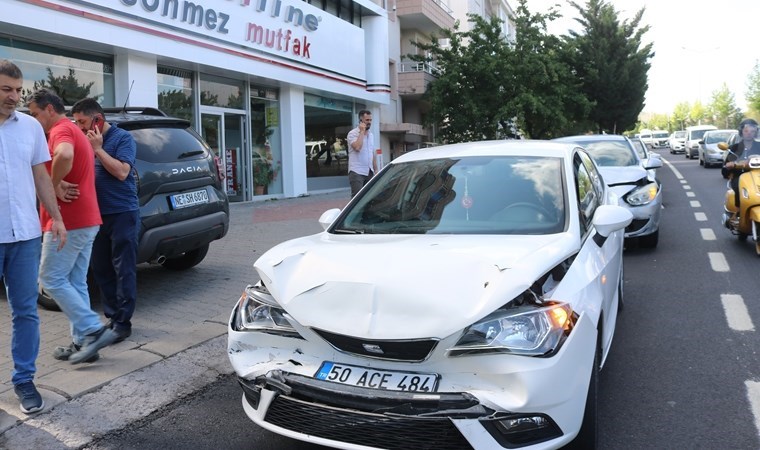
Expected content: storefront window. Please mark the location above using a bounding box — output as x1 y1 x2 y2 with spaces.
304 93 353 179
0 37 114 105
251 86 282 196
157 66 193 121
199 74 244 109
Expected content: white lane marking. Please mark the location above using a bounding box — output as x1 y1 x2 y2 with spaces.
683 185 691 190
687 192 696 198
661 157 685 178
695 212 707 221
744 381 760 439
700 228 716 240
690 201 701 208
722 294 754 331
708 252 730 272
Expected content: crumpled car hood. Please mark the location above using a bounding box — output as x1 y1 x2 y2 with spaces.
599 166 648 195
254 232 578 340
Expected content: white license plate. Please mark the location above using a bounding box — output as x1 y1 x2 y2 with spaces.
170 190 209 209
315 362 439 392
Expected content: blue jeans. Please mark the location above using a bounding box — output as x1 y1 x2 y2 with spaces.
91 211 139 332
39 226 102 345
0 238 41 385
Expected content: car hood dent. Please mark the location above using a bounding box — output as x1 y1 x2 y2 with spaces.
254 233 578 340
598 166 648 186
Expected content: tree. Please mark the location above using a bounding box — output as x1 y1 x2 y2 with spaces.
671 102 690 129
708 83 739 129
565 0 653 134
508 0 591 138
689 101 707 125
747 60 760 115
410 1 589 142
410 15 515 143
25 68 94 105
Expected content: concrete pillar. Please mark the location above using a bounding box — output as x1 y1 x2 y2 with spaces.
113 52 158 108
280 85 307 197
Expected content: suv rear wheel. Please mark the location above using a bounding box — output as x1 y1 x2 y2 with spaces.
160 244 210 270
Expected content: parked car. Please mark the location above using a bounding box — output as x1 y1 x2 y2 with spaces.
721 131 741 178
652 131 670 149
37 107 230 310
554 134 662 248
699 129 737 168
227 140 632 450
684 124 718 159
639 128 653 147
669 130 687 153
631 137 662 183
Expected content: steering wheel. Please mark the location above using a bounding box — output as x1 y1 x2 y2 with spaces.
499 202 554 221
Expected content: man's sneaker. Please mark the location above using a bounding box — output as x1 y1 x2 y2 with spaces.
52 342 99 363
69 326 118 365
107 320 132 343
14 381 44 414
113 327 132 343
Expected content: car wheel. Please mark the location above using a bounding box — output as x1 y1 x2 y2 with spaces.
699 157 704 166
638 229 659 249
38 288 61 311
568 337 600 449
37 271 101 312
161 244 210 271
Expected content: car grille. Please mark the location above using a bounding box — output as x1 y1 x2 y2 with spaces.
313 329 439 361
625 218 648 233
264 394 474 450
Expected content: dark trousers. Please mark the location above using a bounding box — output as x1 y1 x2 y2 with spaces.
91 210 139 331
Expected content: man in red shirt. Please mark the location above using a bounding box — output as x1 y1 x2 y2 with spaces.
27 89 117 365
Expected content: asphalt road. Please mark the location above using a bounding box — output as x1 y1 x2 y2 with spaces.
83 149 760 449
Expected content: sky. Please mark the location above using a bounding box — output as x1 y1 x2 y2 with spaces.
524 0 760 115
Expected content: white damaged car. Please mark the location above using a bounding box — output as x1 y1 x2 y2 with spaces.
228 140 632 450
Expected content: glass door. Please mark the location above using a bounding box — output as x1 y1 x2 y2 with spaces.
201 111 247 202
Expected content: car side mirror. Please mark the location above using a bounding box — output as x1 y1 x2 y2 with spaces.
319 208 342 230
593 205 633 239
644 156 663 170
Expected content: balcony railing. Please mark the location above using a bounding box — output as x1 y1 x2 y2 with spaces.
399 60 439 76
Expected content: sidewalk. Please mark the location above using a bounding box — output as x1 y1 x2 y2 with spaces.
0 190 351 448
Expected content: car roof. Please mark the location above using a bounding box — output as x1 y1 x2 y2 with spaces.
553 134 631 144
102 107 191 127
390 140 578 164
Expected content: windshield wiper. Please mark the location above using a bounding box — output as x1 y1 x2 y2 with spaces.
332 228 365 234
178 150 204 159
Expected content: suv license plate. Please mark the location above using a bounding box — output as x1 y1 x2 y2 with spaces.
170 190 209 209
315 361 439 392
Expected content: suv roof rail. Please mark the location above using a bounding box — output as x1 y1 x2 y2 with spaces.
102 107 168 116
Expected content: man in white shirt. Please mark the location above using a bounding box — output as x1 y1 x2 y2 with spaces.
0 59 66 414
346 110 379 197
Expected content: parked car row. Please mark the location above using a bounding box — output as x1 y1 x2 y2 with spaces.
227 134 663 450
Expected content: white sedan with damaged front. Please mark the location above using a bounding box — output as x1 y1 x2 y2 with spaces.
227 140 632 450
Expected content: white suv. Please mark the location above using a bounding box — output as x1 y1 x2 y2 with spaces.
669 130 687 153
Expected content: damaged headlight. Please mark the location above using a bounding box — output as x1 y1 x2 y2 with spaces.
449 302 575 357
233 283 302 338
625 182 658 206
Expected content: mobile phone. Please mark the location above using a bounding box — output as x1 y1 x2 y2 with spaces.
91 115 104 133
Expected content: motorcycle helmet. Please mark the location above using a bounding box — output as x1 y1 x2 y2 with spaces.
738 118 759 140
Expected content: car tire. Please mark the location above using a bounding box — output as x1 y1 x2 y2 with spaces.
37 271 101 312
568 337 600 449
638 229 659 249
699 157 704 166
161 244 210 271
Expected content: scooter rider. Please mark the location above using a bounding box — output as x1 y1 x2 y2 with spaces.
723 118 760 210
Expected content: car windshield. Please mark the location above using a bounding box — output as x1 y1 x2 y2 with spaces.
705 132 733 144
654 132 669 139
571 139 638 167
675 131 686 138
333 155 566 235
691 130 710 140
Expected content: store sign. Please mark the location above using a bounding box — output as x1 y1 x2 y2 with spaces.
66 0 364 79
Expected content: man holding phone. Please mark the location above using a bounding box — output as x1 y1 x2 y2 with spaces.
71 98 139 358
346 109 379 197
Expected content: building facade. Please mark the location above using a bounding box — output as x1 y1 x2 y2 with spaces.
3 0 391 201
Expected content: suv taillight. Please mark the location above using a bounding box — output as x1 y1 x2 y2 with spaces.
213 156 225 189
